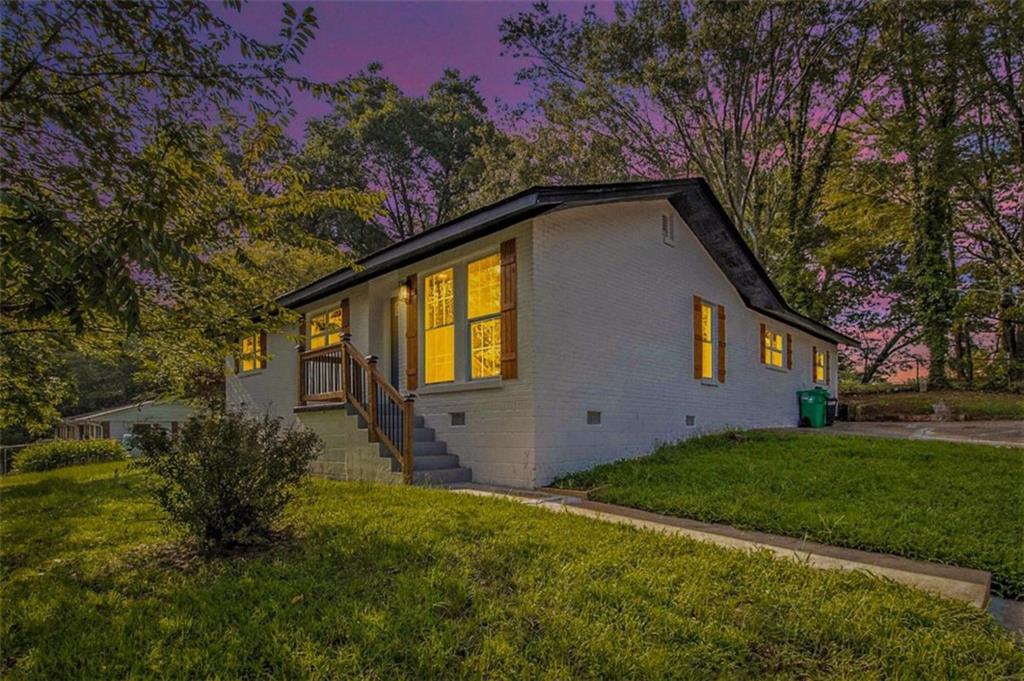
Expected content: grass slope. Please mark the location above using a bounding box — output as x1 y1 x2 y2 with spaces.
554 431 1024 599
842 390 1024 421
1 463 1022 679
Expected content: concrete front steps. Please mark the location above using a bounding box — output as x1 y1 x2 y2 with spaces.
295 403 471 485
405 413 472 484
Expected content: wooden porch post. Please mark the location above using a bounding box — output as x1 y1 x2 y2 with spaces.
402 393 415 485
340 333 351 403
366 355 379 442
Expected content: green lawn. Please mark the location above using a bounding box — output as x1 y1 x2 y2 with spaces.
553 431 1024 600
842 390 1024 421
2 464 1021 678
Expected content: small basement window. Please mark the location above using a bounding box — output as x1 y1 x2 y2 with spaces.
587 411 602 425
450 411 466 427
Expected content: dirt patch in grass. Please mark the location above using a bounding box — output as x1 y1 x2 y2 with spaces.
841 390 1023 421
122 528 301 573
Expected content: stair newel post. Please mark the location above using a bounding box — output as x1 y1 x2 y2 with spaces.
402 393 415 485
366 355 379 442
340 333 351 403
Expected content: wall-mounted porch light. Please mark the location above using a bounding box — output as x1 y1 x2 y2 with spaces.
398 278 412 304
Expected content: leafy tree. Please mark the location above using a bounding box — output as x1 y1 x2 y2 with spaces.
498 0 1021 387
956 0 1024 387
499 0 873 321
298 65 499 242
867 1 981 388
0 1 378 433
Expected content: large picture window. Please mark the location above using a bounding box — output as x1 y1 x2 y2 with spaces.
763 328 784 368
309 307 344 349
424 268 455 383
468 253 501 379
700 302 714 380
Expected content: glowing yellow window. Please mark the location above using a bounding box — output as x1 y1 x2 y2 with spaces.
764 330 784 367
814 349 826 383
424 268 454 383
701 303 714 380
238 333 263 373
468 253 501 379
309 307 344 349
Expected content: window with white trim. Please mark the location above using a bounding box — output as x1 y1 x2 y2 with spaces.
700 301 714 380
814 349 827 384
238 333 263 373
309 307 343 349
763 328 784 368
424 268 455 384
467 253 501 379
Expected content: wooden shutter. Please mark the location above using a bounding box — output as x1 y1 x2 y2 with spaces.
405 276 418 390
826 351 831 386
786 333 793 369
340 298 351 333
171 421 179 436
258 330 268 369
101 421 110 439
233 340 240 375
717 304 726 383
500 239 518 379
692 296 703 379
759 323 767 364
812 345 817 381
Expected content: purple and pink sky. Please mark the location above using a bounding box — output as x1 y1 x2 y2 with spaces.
213 1 614 140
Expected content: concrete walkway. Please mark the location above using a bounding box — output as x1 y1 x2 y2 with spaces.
826 420 1023 447
451 485 992 609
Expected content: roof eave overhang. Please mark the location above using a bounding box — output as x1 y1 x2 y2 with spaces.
276 178 858 348
276 180 700 310
668 180 859 348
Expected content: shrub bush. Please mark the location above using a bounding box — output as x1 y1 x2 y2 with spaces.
132 411 322 549
13 439 127 472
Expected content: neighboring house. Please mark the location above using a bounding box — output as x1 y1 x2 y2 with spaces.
227 179 857 489
55 401 194 442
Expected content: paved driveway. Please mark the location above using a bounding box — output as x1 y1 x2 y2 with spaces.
827 420 1023 447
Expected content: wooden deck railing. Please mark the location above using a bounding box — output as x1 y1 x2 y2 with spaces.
298 334 414 484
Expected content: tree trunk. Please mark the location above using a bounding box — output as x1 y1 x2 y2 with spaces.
1001 292 1024 388
912 18 961 390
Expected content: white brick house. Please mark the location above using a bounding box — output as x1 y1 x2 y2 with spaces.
227 179 855 489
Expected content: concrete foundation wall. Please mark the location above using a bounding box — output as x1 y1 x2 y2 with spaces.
297 407 401 483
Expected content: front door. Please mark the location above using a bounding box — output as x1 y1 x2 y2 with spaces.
389 297 400 386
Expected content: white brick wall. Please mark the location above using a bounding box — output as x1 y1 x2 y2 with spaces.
225 332 300 424
530 200 837 485
227 198 840 489
391 221 537 488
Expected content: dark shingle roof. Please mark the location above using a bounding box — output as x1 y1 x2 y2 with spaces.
278 179 857 346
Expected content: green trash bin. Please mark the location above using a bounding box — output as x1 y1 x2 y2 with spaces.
798 388 829 428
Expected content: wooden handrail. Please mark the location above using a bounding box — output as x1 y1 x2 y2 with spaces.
300 344 344 360
299 333 415 484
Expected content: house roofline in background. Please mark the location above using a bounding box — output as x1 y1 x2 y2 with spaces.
278 179 858 347
63 400 156 423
